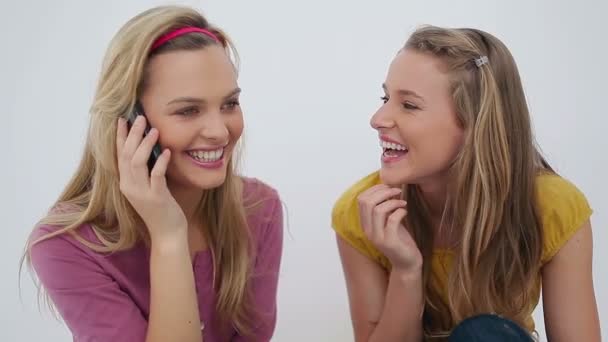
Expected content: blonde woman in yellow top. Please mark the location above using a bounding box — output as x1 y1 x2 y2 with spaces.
332 26 600 341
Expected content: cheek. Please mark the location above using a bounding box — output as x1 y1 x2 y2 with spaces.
433 123 464 162
409 118 463 162
157 125 190 149
227 113 244 141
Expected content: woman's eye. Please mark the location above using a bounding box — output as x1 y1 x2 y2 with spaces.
223 100 240 111
176 106 199 116
403 102 419 110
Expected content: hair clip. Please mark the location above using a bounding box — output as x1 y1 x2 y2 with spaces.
474 55 489 67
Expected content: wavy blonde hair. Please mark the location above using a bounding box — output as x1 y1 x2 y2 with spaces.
21 5 258 335
401 26 552 338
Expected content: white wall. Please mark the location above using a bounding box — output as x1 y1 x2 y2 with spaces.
2 0 607 341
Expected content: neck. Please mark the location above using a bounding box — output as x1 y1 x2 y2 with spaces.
167 180 210 255
167 179 205 227
417 178 449 221
417 177 458 249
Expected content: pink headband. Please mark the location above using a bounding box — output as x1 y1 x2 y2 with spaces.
150 27 220 51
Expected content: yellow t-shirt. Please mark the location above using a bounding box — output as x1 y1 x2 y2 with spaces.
331 170 592 332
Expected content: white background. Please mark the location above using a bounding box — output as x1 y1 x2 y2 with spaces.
2 0 607 341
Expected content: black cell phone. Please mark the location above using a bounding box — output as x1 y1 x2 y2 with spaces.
126 102 163 172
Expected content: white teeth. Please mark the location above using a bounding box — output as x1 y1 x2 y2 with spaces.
188 148 224 162
380 140 407 151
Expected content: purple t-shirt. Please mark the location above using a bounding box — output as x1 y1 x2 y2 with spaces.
29 177 283 342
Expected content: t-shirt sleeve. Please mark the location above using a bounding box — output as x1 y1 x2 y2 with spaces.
538 175 593 264
29 227 148 342
233 186 284 341
331 172 391 269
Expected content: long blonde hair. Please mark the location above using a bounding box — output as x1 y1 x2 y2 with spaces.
402 26 551 338
21 5 258 335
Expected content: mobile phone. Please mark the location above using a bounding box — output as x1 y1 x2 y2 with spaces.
126 102 163 172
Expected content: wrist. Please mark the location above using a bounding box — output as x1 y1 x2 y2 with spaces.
392 263 422 281
150 228 189 254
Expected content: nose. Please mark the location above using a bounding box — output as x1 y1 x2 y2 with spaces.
199 112 229 143
370 104 395 131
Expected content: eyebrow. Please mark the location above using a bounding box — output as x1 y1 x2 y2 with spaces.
166 87 241 105
382 83 425 103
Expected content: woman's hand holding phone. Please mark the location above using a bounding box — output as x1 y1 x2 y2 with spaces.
116 116 188 243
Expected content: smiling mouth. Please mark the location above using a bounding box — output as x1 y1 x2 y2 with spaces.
380 140 408 157
186 148 224 163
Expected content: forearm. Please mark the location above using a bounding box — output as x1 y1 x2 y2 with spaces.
146 233 202 342
369 268 423 342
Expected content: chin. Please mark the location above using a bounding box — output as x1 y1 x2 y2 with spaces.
168 154 231 191
379 167 415 187
168 170 227 192
191 167 229 190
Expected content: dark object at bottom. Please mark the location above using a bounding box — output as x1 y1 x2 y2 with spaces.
448 314 535 342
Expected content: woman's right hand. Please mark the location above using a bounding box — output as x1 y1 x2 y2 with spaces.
116 116 187 241
357 184 423 274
